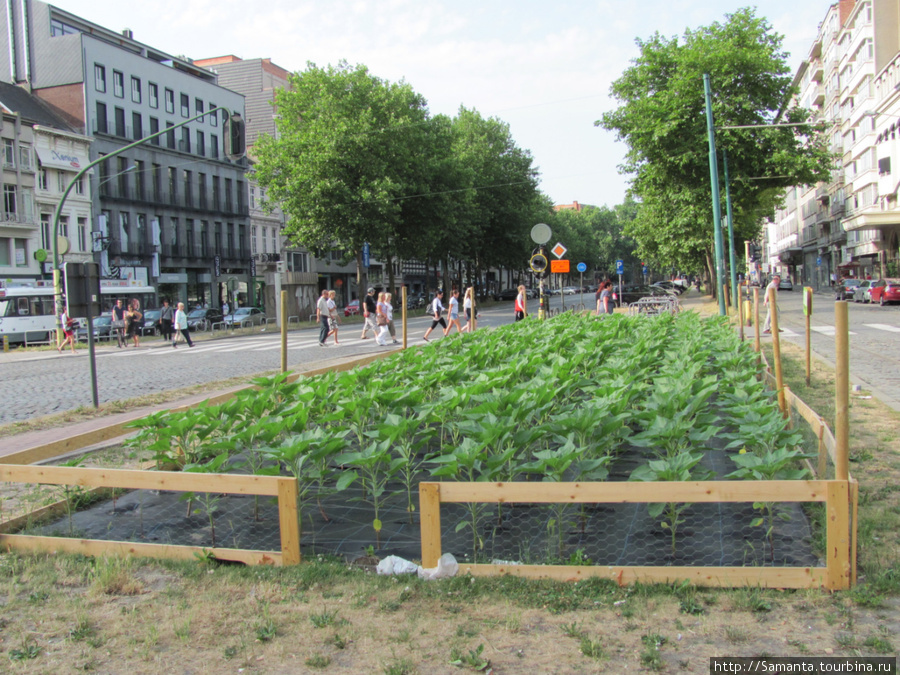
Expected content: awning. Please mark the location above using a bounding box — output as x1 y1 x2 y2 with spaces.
34 146 86 171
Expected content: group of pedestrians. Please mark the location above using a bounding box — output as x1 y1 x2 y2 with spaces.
424 287 477 341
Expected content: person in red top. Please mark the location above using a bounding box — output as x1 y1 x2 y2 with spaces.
514 285 527 321
57 308 77 354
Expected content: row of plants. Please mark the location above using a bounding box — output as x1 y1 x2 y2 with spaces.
123 311 812 562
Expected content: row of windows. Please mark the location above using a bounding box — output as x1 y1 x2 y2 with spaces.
94 64 223 125
37 169 85 196
107 210 250 259
95 102 221 159
96 155 245 212
40 213 89 253
2 138 33 171
250 225 280 256
2 184 34 222
0 237 31 267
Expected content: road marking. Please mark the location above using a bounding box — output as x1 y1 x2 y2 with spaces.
811 326 857 336
864 323 900 333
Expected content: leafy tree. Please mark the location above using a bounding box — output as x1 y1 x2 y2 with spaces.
253 61 437 292
597 8 831 283
550 200 640 282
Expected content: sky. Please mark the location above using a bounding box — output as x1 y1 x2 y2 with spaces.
53 0 832 209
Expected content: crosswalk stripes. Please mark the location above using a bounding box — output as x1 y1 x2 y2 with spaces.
811 326 857 336
864 323 900 333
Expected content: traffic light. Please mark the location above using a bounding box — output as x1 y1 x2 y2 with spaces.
223 113 246 160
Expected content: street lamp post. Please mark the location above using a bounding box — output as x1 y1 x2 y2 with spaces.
50 106 238 339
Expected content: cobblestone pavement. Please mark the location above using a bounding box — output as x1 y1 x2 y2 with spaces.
742 288 900 412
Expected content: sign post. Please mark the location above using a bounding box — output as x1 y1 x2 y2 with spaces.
577 262 587 309
530 224 552 320
616 259 624 308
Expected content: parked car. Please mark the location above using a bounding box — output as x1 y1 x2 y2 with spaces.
869 278 900 306
344 299 361 317
835 278 861 301
224 307 266 328
186 308 224 331
853 280 872 303
493 288 520 301
651 281 685 295
75 315 114 342
561 286 579 295
777 277 793 292
140 309 162 335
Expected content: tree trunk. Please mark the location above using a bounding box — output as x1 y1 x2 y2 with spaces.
704 250 716 299
356 249 368 298
387 252 396 299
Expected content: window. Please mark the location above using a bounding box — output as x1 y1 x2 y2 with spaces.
131 76 141 103
166 122 175 150
78 217 88 252
226 222 234 254
136 214 146 245
97 154 109 195
149 117 160 145
250 186 255 209
261 226 268 254
134 160 145 199
74 176 84 195
168 167 177 205
180 127 190 153
3 138 14 166
51 18 79 36
251 225 257 254
41 213 51 250
196 130 205 157
58 172 66 192
200 221 209 256
214 222 222 253
4 183 17 216
113 70 124 98
186 219 195 256
132 112 143 140
18 144 31 170
149 83 159 109
14 238 27 266
210 103 217 125
269 227 276 254
238 224 246 256
210 134 219 158
198 173 207 208
195 98 204 121
0 239 8 266
183 170 192 206
290 251 309 273
180 93 189 118
152 164 161 201
237 180 244 211
224 178 232 211
165 88 175 114
94 64 106 92
38 168 48 191
114 107 126 137
211 176 220 209
58 215 69 238
118 157 130 196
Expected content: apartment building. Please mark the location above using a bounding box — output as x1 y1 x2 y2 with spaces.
1 1 250 309
768 0 900 287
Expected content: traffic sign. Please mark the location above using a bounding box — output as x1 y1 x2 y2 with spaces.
531 223 552 245
576 262 587 273
550 259 570 274
551 242 567 259
616 260 624 275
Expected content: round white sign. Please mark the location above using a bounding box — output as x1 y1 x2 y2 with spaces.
531 223 551 245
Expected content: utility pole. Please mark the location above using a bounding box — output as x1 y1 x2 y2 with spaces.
723 149 739 314
703 74 727 316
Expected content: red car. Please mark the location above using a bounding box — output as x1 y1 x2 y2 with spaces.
869 278 900 306
344 300 360 317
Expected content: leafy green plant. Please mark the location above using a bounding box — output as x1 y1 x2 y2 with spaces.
449 643 491 672
183 453 233 547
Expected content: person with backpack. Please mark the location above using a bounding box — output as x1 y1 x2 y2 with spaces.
422 289 446 342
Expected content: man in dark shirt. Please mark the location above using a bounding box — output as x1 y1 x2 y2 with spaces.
111 298 126 348
360 288 378 339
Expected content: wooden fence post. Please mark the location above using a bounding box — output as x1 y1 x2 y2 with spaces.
277 477 301 565
769 286 786 417
280 290 288 373
753 288 760 353
401 286 408 349
834 301 849 482
825 480 851 590
419 482 442 569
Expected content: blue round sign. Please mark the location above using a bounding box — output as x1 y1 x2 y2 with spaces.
576 262 587 273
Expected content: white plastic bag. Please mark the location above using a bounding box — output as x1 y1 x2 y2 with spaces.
417 553 458 580
376 555 419 576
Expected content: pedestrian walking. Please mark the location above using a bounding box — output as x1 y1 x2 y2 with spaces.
172 301 194 347
762 275 781 334
56 308 77 354
111 298 126 348
514 285 527 321
360 288 378 339
422 289 446 342
597 280 614 315
127 300 143 348
375 292 391 346
326 290 340 345
461 287 475 333
159 299 174 341
384 292 399 344
444 289 463 335
222 300 230 317
316 288 330 347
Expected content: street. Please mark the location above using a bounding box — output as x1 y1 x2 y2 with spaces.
752 288 900 411
2 290 898 425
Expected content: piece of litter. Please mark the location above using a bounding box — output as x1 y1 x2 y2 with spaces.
853 395 872 399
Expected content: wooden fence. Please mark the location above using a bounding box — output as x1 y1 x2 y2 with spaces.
419 479 852 590
0 464 300 566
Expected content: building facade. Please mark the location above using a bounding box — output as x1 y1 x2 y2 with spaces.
1 1 251 311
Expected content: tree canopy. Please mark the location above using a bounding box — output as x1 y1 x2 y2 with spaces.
597 8 831 276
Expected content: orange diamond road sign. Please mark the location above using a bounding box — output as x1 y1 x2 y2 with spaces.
551 242 567 258
550 259 570 274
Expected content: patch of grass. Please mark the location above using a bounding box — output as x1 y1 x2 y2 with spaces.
254 616 277 642
679 596 705 615
383 657 417 675
862 635 894 654
8 638 40 661
724 626 747 644
449 643 491 671
305 654 331 668
89 556 142 596
579 636 605 660
731 587 772 613
561 621 584 639
310 607 340 628
68 618 94 643
455 623 479 638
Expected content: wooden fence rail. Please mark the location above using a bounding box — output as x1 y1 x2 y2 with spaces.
0 465 301 566
419 479 853 590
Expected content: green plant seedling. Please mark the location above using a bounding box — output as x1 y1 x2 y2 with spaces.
449 643 492 672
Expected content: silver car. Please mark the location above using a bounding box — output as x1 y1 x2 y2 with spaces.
853 280 872 303
223 307 266 327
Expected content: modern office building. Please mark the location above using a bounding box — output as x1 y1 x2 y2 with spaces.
0 1 251 309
